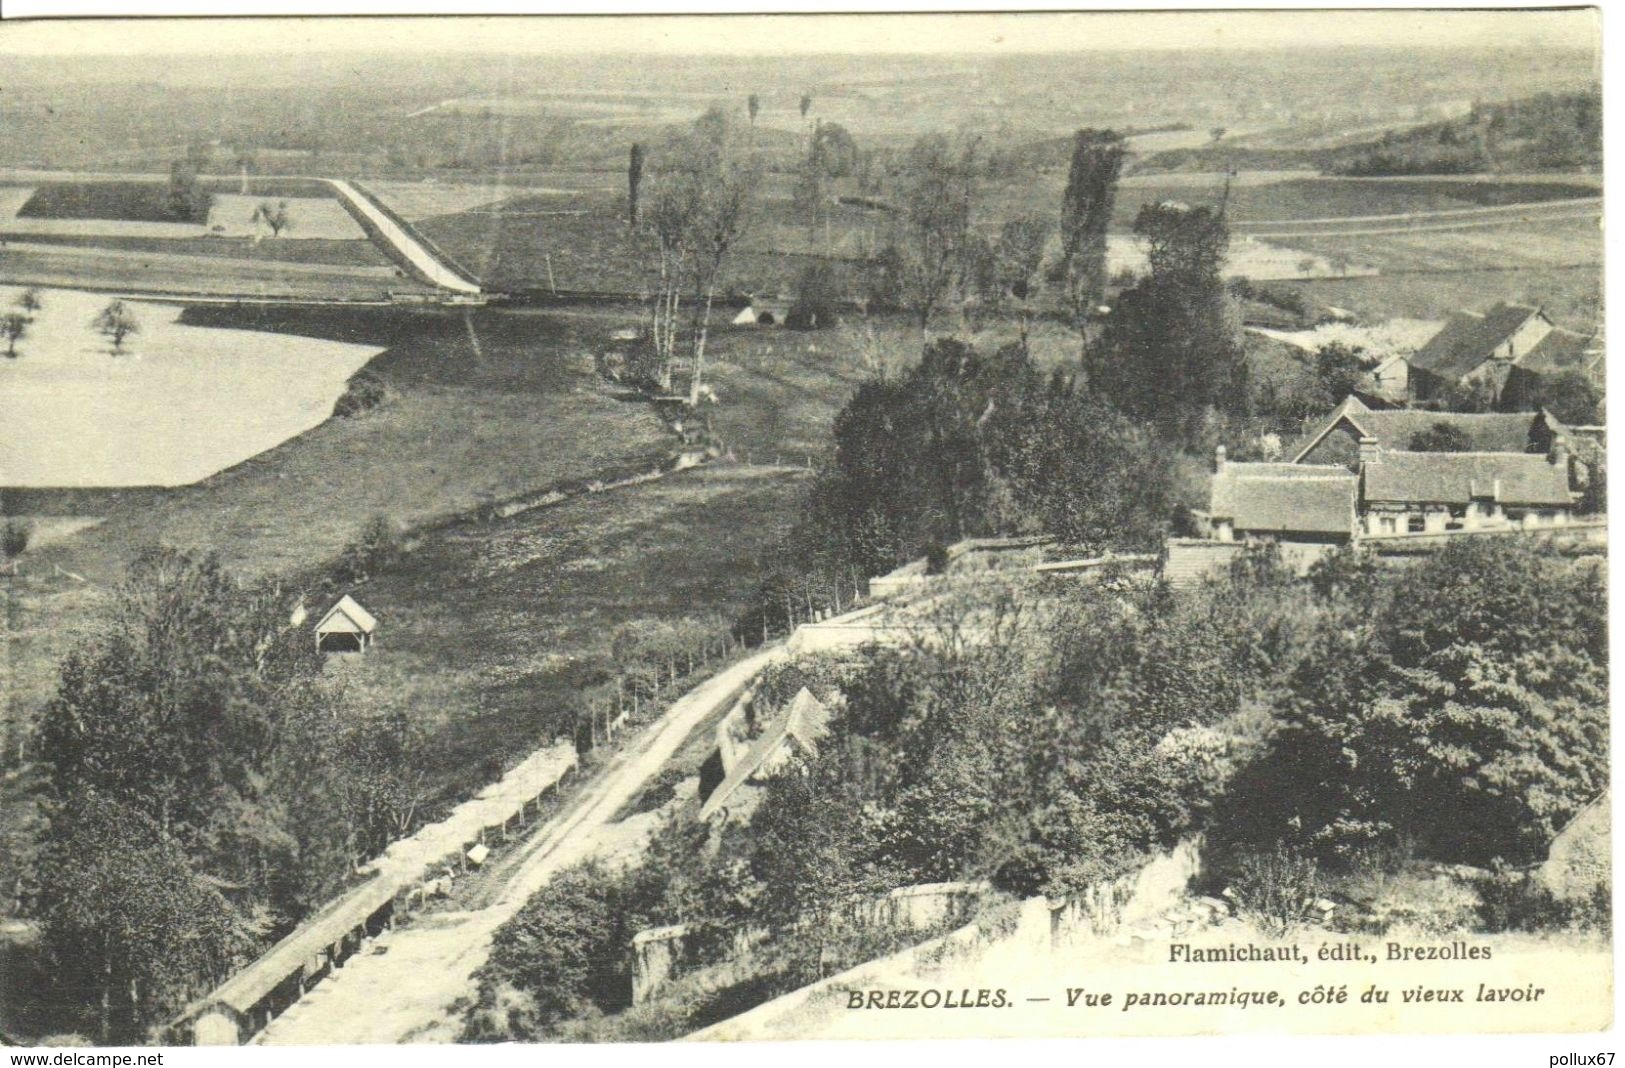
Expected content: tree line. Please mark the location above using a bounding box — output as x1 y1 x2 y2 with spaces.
466 536 1607 1041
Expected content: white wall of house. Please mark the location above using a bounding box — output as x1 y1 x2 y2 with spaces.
1371 356 1409 399
1501 313 1554 362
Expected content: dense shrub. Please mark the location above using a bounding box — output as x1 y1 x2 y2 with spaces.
2 519 31 559
785 260 845 330
1222 539 1608 867
336 514 404 583
1227 846 1322 936
1475 871 1611 935
332 370 388 418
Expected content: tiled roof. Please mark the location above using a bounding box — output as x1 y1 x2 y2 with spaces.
1411 303 1540 381
1210 463 1358 535
699 688 831 821
1518 327 1598 375
1362 451 1572 507
1291 396 1551 461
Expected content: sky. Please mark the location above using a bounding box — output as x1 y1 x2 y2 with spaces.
0 6 1602 57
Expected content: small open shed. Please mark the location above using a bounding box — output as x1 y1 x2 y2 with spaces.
315 594 377 653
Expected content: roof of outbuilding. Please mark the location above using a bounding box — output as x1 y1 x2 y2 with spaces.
1362 451 1573 507
1410 302 1543 382
699 688 831 821
1210 463 1358 535
316 594 377 635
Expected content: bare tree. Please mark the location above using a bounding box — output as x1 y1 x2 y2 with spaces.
1 313 28 358
885 133 980 332
639 108 759 402
92 300 139 356
16 288 42 317
254 199 292 238
799 93 813 120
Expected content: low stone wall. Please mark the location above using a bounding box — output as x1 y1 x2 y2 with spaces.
631 881 993 1006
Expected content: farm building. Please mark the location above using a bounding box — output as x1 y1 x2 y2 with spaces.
1291 395 1569 468
315 594 377 653
1407 302 1599 405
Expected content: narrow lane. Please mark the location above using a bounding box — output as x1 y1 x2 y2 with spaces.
256 646 783 1045
326 179 482 295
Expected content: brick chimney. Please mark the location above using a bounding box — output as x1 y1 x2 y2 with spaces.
1358 436 1381 465
1214 444 1227 473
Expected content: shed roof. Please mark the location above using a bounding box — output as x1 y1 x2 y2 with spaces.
1410 302 1543 382
1210 463 1358 535
316 595 377 635
1362 451 1573 507
699 688 831 821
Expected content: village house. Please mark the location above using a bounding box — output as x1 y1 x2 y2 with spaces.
1405 301 1599 405
1202 448 1359 550
1197 395 1586 555
1358 443 1576 536
1292 395 1574 469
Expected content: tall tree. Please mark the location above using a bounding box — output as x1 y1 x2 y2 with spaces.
627 141 645 229
638 109 759 400
747 93 760 126
882 133 980 332
1056 128 1126 328
1086 202 1247 442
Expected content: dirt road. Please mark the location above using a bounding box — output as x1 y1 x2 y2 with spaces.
254 646 783 1045
329 180 481 295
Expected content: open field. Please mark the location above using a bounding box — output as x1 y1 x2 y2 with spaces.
408 170 1602 303
0 176 437 299
1269 215 1602 325
1274 266 1603 330
30 307 668 583
0 241 419 300
2 232 393 267
341 464 807 807
0 286 380 487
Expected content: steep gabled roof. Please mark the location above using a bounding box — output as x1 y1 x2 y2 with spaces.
1210 463 1358 535
1410 303 1542 382
1362 451 1573 507
699 688 831 821
1517 326 1598 376
1291 396 1551 462
316 594 377 635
